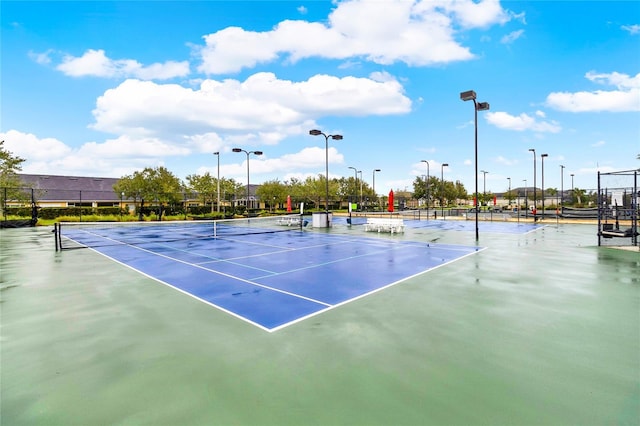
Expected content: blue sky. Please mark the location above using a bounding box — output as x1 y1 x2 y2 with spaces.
2 0 639 195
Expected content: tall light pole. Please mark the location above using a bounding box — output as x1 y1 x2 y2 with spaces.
460 90 490 241
310 129 343 227
523 179 528 219
421 160 430 218
213 152 220 213
480 170 488 209
372 169 381 211
507 177 511 207
232 148 263 215
529 148 536 215
441 163 448 218
356 170 363 208
541 153 548 218
571 173 575 205
348 166 358 210
560 165 565 214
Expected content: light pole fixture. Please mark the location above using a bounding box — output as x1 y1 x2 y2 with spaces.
348 166 358 210
460 90 490 240
529 148 536 215
541 153 548 218
310 129 343 227
357 170 363 207
523 179 528 219
232 147 263 215
507 177 511 207
441 163 449 218
560 165 565 212
421 160 430 217
571 173 575 205
372 169 381 211
213 151 220 213
480 170 488 209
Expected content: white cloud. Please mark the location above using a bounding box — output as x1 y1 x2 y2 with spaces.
1 130 188 177
500 29 524 44
621 24 640 35
196 0 514 74
90 73 411 138
546 71 640 112
56 49 190 80
2 130 72 161
485 111 562 133
28 49 54 65
591 140 606 147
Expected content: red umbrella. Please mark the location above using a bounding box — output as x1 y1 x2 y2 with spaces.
388 190 394 212
286 195 292 212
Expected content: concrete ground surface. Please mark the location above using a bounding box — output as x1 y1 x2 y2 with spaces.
1 221 638 426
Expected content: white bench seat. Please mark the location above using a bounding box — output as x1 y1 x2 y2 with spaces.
364 218 404 234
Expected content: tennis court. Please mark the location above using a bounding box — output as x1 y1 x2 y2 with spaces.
1 219 638 425
55 218 483 331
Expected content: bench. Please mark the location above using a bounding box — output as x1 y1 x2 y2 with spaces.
277 216 302 226
364 217 404 234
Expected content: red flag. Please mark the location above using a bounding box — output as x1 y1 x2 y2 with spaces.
286 195 292 212
493 195 497 206
473 197 477 206
388 190 394 212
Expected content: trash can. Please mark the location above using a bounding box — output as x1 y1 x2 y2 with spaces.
312 212 333 228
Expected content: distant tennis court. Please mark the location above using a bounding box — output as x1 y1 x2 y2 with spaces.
55 217 483 331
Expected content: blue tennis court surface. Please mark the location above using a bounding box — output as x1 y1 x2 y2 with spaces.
404 219 541 234
63 227 483 331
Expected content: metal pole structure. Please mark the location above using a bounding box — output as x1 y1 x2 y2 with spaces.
441 163 448 219
529 148 536 217
460 90 489 241
232 148 263 216
523 179 528 220
560 165 565 214
481 170 488 209
348 166 358 210
541 153 548 219
571 174 575 205
372 169 380 211
214 152 220 213
507 177 511 207
421 160 430 220
309 130 343 227
357 170 363 207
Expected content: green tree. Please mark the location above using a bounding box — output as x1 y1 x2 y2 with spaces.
0 140 28 216
0 140 25 189
114 166 183 219
256 179 287 212
186 172 217 212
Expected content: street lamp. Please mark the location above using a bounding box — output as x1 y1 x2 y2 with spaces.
348 166 358 210
372 169 381 211
357 170 363 207
523 179 528 219
541 153 548 218
460 90 490 240
421 160 430 219
213 152 220 213
560 165 565 212
571 173 575 205
310 129 343 227
441 163 449 218
480 170 488 209
232 148 263 215
507 177 511 207
529 148 536 216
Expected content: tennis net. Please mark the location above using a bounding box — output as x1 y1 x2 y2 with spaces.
54 215 308 250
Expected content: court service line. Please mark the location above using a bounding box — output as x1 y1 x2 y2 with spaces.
72 231 333 307
269 246 488 332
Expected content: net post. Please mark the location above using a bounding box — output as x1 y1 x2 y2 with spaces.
54 222 59 251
